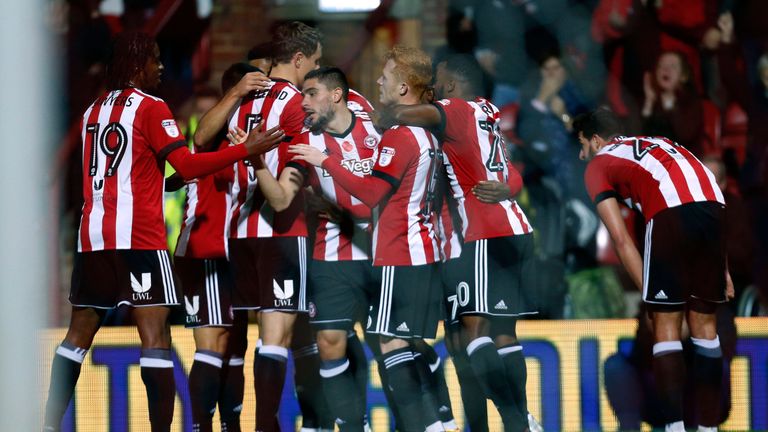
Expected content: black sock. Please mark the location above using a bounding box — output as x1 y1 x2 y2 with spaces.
452 350 488 432
140 348 176 432
413 351 442 429
347 331 369 413
691 336 724 427
189 350 223 432
320 357 364 430
652 341 685 425
366 334 404 431
254 345 288 432
467 337 525 431
498 344 528 420
414 343 456 427
293 343 333 429
219 356 244 432
43 342 87 431
382 347 425 432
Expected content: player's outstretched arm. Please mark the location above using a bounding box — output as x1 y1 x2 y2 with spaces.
167 124 284 181
597 197 643 290
374 104 442 130
289 144 392 208
194 71 271 149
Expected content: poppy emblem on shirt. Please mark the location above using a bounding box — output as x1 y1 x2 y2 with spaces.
161 119 179 138
364 135 379 149
378 147 396 167
341 140 353 152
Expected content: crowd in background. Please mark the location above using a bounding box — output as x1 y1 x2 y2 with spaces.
56 0 768 322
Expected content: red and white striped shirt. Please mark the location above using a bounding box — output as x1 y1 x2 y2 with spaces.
227 79 307 238
289 115 381 261
584 136 725 220
175 140 231 259
347 89 375 116
79 88 187 252
370 126 442 266
434 97 533 242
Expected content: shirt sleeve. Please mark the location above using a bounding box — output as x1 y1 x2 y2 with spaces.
584 156 619 204
142 100 187 158
283 133 310 176
370 127 420 189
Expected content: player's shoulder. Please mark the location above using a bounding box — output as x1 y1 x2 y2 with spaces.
270 79 301 96
132 88 166 104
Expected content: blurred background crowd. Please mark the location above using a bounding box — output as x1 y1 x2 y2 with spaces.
50 0 768 326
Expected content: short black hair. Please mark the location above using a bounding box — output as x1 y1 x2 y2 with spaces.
271 21 322 64
303 66 349 101
439 54 484 96
572 108 623 141
221 62 260 93
247 41 273 61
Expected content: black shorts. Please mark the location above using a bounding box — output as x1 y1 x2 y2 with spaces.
643 202 727 310
70 249 180 309
440 259 463 326
308 259 374 331
228 237 308 312
175 256 234 328
367 264 440 339
451 234 537 318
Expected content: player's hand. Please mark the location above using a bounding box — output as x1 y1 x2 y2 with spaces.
232 72 271 97
725 270 735 300
243 121 284 156
227 126 248 145
472 180 512 203
289 144 328 167
718 12 734 44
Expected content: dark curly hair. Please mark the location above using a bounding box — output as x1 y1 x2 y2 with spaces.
105 31 156 90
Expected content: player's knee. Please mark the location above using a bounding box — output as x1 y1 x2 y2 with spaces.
316 330 347 360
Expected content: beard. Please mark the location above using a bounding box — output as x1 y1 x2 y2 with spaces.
306 110 334 133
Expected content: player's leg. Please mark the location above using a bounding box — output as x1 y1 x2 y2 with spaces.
412 339 457 430
379 335 427 432
651 309 685 432
255 310 295 432
134 305 175 432
462 314 525 431
493 318 528 423
444 323 488 432
43 306 106 431
291 315 332 431
178 256 235 432
189 327 229 432
311 259 370 430
219 310 248 432
687 302 721 431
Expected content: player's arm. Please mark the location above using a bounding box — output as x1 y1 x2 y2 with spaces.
193 72 270 149
289 144 393 208
167 124 284 181
597 197 643 290
374 104 442 130
253 157 306 212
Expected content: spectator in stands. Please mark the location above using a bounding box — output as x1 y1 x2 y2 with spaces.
640 51 705 156
604 303 735 431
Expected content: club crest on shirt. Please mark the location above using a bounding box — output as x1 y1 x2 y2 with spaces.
378 147 396 167
364 134 379 149
161 119 179 138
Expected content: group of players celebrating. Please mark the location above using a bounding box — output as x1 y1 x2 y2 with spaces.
43 18 732 432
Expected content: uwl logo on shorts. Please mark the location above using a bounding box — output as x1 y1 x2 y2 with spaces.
185 295 200 324
130 272 152 301
273 279 294 307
